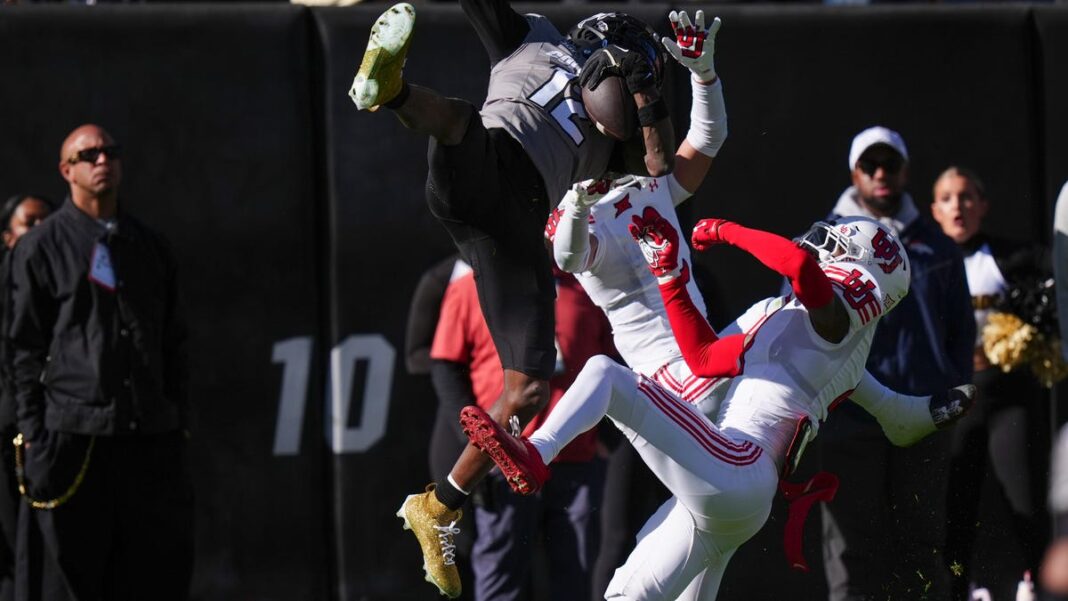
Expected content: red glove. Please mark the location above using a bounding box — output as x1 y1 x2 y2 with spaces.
628 206 681 279
544 207 564 243
690 218 732 251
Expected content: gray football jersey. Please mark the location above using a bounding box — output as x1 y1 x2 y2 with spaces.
480 15 615 206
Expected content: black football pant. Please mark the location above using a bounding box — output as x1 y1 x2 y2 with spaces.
426 107 556 380
16 431 193 601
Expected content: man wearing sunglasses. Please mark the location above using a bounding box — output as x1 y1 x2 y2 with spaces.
7 124 193 600
813 126 974 601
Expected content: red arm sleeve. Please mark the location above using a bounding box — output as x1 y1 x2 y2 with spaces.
718 222 833 310
659 272 746 378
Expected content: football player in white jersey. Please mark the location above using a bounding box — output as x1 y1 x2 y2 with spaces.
543 9 727 417
545 11 941 426
547 11 965 437
460 211 975 600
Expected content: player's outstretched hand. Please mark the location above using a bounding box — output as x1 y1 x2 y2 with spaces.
579 45 656 95
930 384 977 430
566 178 612 210
628 206 681 281
662 11 720 84
691 218 732 251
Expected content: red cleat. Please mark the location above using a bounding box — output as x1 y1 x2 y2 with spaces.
459 406 550 495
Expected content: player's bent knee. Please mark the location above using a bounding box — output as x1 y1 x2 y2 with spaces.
501 375 550 418
580 354 621 381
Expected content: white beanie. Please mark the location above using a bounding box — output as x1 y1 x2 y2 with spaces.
849 126 909 171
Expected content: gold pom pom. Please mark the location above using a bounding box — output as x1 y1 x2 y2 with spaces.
982 312 1037 372
981 312 1068 387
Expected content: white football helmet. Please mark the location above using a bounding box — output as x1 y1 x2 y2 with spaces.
797 216 911 316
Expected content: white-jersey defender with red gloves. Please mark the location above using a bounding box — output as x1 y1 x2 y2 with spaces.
539 7 732 417
462 211 975 601
547 175 728 412
664 215 914 467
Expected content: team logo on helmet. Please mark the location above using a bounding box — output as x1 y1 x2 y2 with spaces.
797 216 911 315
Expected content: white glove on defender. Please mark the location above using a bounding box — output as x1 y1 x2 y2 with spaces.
554 179 611 272
662 11 721 84
563 178 611 210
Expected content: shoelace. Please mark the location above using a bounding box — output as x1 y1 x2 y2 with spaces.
434 520 461 566
509 416 521 437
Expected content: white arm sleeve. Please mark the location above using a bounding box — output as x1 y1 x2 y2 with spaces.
850 370 936 447
553 200 593 273
685 75 727 158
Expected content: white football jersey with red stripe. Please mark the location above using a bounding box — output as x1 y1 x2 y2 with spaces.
716 267 885 461
563 175 718 402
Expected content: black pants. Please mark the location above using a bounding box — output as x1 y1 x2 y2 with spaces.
426 109 556 380
472 462 604 601
945 367 1048 601
16 431 193 601
0 425 18 601
819 401 952 601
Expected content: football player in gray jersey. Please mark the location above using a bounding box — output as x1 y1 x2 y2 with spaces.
349 2 676 597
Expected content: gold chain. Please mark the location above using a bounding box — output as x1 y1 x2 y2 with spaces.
12 432 96 510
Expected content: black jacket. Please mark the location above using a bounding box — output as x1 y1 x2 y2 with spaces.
8 199 187 438
0 249 14 430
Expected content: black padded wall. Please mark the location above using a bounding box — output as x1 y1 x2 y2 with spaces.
0 7 328 600
1038 7 1068 221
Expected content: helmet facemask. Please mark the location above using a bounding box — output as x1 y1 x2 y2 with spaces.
797 221 872 266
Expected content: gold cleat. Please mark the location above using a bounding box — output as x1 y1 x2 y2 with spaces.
396 484 463 598
349 2 416 112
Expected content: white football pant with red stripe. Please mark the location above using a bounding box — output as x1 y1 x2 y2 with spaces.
527 355 779 601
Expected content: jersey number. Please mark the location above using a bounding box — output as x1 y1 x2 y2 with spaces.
529 69 588 146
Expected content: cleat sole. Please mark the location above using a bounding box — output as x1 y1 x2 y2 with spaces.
460 410 536 495
349 3 415 111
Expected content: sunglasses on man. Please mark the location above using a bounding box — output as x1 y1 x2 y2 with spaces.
856 155 903 177
67 145 122 165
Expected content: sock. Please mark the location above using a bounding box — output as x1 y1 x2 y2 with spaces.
385 81 410 110
433 475 468 511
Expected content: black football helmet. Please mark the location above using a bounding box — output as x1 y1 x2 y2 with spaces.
568 13 666 88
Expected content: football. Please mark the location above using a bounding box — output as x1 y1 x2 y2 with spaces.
581 74 638 142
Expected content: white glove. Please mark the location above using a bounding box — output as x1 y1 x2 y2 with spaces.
564 178 612 210
662 11 720 84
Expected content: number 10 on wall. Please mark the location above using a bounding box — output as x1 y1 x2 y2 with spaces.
271 335 395 456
